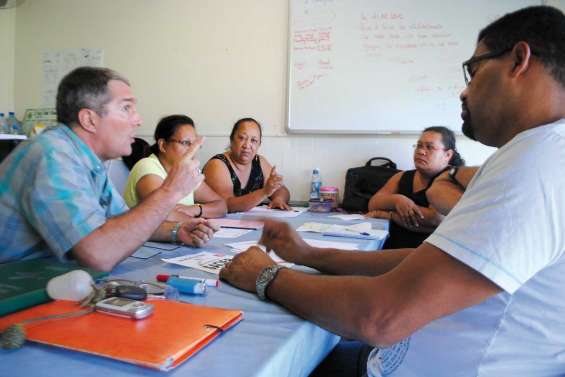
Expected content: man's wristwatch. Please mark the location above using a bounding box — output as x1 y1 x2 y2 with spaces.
256 265 286 301
171 222 183 244
195 203 203 218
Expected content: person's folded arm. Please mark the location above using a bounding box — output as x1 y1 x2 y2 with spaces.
427 167 479 216
367 172 403 211
390 206 444 232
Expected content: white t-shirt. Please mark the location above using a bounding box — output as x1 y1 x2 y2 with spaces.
368 120 565 377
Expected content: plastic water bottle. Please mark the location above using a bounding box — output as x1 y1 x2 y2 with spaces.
0 113 7 134
7 112 22 135
309 168 322 200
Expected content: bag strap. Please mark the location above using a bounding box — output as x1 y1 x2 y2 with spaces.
365 157 397 169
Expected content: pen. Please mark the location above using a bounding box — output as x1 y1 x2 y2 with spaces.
220 225 259 230
156 274 220 287
322 231 378 240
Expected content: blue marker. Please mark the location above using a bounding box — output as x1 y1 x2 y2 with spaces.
166 276 207 295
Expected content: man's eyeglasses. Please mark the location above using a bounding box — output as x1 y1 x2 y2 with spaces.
462 47 513 86
168 139 192 147
413 143 446 152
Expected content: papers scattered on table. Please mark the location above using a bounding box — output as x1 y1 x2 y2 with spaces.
225 241 292 266
214 227 253 239
143 241 180 251
225 240 263 252
162 252 233 275
297 222 388 240
244 206 308 218
328 214 367 221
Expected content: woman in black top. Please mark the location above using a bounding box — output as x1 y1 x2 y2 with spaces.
367 126 464 248
203 118 291 212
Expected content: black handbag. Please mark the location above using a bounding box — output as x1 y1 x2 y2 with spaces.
342 157 400 213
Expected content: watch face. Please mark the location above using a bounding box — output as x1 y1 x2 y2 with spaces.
258 267 275 284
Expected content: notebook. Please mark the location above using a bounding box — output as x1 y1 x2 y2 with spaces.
0 258 107 316
0 299 243 371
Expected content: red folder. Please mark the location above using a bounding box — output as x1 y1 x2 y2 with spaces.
0 299 243 371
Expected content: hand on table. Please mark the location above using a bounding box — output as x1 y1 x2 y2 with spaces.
220 246 276 292
268 196 291 210
258 219 314 265
177 218 219 247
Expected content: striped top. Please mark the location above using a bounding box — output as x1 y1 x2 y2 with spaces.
0 125 128 263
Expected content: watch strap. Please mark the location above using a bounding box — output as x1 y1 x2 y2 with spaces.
256 265 285 301
448 166 465 190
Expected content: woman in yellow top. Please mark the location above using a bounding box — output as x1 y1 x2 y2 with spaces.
124 115 227 221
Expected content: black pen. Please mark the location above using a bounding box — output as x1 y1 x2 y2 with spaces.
220 225 259 230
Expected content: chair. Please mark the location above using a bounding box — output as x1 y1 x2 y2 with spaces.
105 159 130 195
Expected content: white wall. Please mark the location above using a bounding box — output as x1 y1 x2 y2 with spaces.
13 0 497 201
0 7 15 112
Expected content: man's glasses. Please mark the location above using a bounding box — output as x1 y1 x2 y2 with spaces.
462 47 513 86
168 139 192 147
413 143 446 152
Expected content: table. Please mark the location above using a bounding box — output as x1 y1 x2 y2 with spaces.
0 210 388 377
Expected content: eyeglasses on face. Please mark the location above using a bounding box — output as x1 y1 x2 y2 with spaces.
413 143 446 152
168 138 192 147
462 47 513 86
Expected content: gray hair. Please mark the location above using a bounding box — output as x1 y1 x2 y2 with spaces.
56 66 130 127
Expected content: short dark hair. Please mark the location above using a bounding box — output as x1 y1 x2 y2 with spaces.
423 126 465 167
56 66 129 126
478 6 565 87
229 117 262 142
150 114 195 156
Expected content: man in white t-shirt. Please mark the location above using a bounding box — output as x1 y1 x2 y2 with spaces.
221 5 565 377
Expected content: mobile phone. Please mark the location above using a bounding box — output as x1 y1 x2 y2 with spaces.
95 297 154 319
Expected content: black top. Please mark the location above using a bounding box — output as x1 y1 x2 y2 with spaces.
209 154 265 197
384 169 443 249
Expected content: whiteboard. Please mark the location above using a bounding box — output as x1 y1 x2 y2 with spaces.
287 0 541 134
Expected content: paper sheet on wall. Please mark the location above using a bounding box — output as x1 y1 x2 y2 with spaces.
42 48 104 107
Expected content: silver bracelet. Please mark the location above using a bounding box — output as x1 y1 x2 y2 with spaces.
171 222 183 245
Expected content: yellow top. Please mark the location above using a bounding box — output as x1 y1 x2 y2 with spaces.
123 154 195 208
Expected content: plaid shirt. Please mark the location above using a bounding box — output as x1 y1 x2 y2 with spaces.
0 125 128 263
